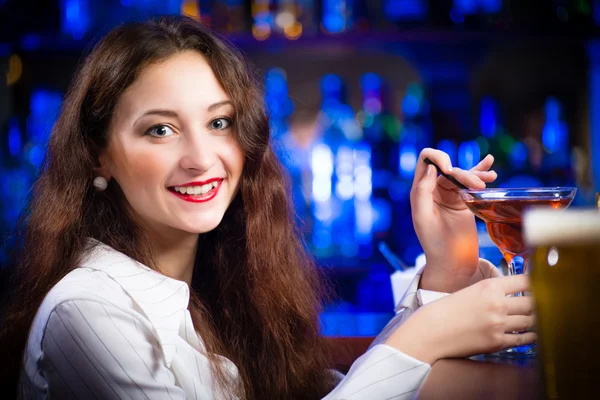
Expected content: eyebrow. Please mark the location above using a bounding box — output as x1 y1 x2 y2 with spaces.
134 101 234 124
207 100 234 112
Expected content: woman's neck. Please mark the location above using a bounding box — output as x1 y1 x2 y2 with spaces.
147 228 198 286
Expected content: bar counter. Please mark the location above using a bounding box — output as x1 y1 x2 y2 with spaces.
328 337 542 399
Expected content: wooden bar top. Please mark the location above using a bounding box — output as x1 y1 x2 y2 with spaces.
327 337 542 399
417 356 540 399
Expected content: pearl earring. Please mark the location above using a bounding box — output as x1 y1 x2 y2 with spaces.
93 176 108 191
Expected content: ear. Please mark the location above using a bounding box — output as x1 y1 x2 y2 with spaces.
94 152 112 181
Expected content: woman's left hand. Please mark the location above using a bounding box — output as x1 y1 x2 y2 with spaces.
410 148 498 293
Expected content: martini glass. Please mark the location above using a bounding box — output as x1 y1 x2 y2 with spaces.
459 187 577 357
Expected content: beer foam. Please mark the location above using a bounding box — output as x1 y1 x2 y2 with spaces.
524 209 600 246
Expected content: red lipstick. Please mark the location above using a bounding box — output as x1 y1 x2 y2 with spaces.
168 178 223 203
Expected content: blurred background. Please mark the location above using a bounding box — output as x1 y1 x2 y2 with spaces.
1 0 600 336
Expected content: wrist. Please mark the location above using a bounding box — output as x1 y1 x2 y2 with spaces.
384 308 443 365
420 265 474 293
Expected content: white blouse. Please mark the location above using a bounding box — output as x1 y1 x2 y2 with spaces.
19 239 495 399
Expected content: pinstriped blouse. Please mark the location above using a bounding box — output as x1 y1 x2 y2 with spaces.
19 239 435 399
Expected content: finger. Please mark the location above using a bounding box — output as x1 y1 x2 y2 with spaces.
506 296 535 316
472 170 498 183
412 148 453 192
503 332 537 349
439 167 486 190
499 274 530 295
471 154 495 172
410 164 437 218
505 315 536 333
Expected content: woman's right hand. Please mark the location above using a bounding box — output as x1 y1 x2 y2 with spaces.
385 274 536 365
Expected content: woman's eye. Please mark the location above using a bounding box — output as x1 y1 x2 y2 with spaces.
209 117 232 131
146 124 175 138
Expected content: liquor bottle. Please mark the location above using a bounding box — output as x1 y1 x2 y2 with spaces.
264 68 310 228
310 74 361 262
358 73 395 257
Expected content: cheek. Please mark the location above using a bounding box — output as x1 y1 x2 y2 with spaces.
223 138 244 176
111 147 170 190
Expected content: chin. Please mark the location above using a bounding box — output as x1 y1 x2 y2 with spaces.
180 215 225 234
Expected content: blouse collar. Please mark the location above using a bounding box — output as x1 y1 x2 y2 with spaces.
79 238 191 367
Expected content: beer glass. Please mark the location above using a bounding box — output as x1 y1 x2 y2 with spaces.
524 209 600 399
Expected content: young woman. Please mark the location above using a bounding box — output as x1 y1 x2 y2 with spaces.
0 16 535 399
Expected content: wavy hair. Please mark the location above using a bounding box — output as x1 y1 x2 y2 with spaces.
0 15 334 399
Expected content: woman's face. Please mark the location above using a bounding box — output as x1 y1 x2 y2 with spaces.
100 51 244 238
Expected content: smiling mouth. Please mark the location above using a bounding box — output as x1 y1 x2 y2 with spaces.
168 179 224 203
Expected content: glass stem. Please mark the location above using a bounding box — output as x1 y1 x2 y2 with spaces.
508 255 527 297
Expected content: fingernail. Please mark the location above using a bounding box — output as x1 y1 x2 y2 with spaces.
447 164 453 172
426 165 434 176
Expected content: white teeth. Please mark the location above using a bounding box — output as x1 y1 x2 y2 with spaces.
173 181 220 196
200 183 212 194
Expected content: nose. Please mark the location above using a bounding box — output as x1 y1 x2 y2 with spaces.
178 130 216 173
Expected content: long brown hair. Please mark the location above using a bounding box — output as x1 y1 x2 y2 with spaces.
0 15 334 399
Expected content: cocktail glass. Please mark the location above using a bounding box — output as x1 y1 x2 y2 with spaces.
459 187 577 357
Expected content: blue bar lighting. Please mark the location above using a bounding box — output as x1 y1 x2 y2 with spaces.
398 143 418 179
322 0 353 34
27 89 62 146
384 0 427 20
311 144 334 202
402 83 424 118
510 140 528 169
588 40 600 193
61 0 91 40
479 96 497 138
542 97 568 154
437 139 457 167
8 118 22 157
458 140 481 170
